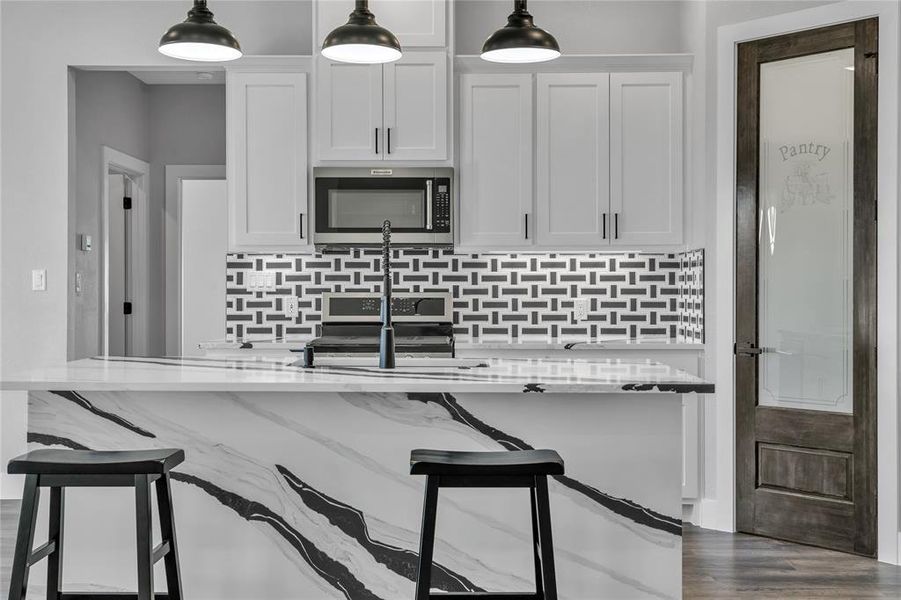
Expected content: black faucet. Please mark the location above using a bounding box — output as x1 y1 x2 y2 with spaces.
379 220 396 369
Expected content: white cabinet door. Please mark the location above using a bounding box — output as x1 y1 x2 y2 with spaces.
536 73 610 247
316 59 383 161
610 72 683 246
383 52 447 160
228 71 309 250
459 74 533 247
316 0 446 48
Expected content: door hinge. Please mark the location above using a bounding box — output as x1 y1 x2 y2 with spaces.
123 301 133 315
123 196 132 210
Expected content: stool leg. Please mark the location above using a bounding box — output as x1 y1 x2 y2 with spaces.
46 487 65 600
155 474 184 600
415 475 439 600
135 475 154 600
7 475 39 600
530 484 544 599
535 476 558 600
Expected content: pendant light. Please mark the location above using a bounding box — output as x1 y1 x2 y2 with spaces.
322 0 402 64
159 0 242 62
481 0 560 64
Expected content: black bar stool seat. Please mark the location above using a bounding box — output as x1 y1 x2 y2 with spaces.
410 449 564 476
6 448 185 600
8 448 185 475
411 448 564 600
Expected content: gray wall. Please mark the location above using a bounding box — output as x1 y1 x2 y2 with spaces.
69 75 226 360
70 70 150 359
455 0 687 54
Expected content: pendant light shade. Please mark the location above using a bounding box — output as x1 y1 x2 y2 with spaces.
481 0 560 64
322 0 402 64
159 0 242 62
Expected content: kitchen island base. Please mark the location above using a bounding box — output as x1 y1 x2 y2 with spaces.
23 388 683 600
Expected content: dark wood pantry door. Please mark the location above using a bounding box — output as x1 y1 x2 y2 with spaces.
735 19 878 556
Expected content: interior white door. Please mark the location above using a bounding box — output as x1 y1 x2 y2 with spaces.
536 73 610 247
107 173 127 356
316 0 446 48
459 74 533 247
316 59 383 160
228 71 309 250
181 179 227 356
382 51 447 160
610 72 683 246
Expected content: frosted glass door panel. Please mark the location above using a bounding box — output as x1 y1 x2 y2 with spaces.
758 49 854 414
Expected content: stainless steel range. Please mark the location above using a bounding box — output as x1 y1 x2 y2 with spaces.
307 292 455 358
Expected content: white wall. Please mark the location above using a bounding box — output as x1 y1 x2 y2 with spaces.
455 0 686 55
148 85 226 356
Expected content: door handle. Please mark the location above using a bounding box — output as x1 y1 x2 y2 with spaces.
524 213 530 240
734 342 763 356
375 127 379 154
602 213 607 240
425 180 433 230
387 128 391 154
614 212 619 239
299 213 305 239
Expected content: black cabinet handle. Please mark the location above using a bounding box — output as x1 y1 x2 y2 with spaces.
524 213 529 239
614 212 619 239
299 213 305 239
387 128 391 154
375 128 379 154
602 213 607 240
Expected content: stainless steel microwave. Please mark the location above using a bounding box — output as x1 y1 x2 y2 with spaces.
313 167 453 248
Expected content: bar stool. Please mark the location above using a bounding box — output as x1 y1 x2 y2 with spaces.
6 448 186 600
410 448 564 600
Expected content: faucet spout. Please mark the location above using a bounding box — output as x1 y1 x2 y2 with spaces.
379 220 396 369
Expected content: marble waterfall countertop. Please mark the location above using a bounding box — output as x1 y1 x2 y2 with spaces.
1 355 713 394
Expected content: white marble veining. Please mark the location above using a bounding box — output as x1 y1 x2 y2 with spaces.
27 387 685 599
1 355 714 394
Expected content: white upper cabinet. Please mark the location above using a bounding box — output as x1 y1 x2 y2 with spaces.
383 52 447 160
316 61 383 161
610 72 683 246
316 0 446 48
227 71 310 251
459 74 533 247
536 73 610 247
316 52 448 162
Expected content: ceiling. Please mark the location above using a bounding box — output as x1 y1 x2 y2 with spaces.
127 70 226 85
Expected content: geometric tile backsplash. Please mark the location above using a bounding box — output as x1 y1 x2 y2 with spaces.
226 249 705 342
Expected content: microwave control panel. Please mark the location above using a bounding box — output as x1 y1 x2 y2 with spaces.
433 178 451 233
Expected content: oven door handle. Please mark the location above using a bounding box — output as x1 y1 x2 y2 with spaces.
426 180 434 230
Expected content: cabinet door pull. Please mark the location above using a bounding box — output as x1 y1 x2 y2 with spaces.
524 213 530 240
614 212 619 239
387 128 391 154
602 213 607 240
299 213 305 239
375 128 379 154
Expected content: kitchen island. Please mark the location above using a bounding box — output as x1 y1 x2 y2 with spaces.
2 356 712 600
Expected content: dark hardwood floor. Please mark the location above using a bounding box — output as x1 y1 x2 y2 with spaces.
2 501 900 598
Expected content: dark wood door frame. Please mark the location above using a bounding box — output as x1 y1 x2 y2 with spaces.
735 18 878 557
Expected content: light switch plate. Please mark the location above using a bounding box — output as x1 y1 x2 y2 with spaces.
31 269 47 291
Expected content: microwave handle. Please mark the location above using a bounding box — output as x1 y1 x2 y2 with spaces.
426 180 433 230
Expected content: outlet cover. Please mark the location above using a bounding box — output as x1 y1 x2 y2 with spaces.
573 298 589 322
285 297 299 318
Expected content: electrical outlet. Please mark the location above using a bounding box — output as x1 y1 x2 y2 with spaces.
573 298 589 322
31 269 47 291
285 297 298 318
